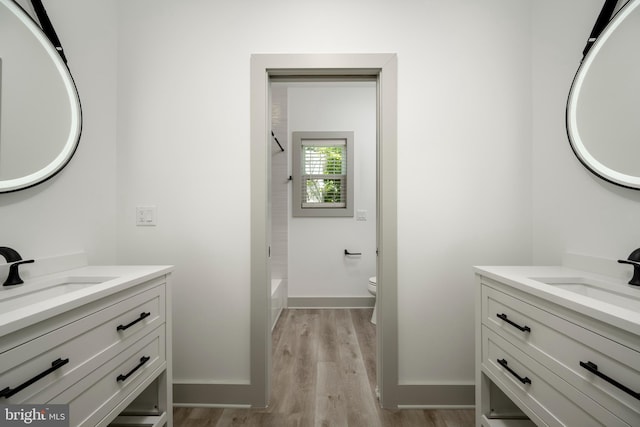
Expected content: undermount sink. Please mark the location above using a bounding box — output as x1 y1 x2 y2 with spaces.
0 276 116 313
530 276 640 312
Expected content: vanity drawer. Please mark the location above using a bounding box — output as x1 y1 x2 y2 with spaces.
482 326 629 427
0 285 164 403
482 285 640 425
49 326 165 427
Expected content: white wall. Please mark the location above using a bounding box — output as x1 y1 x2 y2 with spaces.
396 3 533 382
287 83 377 298
115 0 533 387
0 0 118 274
532 0 640 265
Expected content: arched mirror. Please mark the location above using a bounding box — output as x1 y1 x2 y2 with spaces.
0 0 81 193
567 0 640 189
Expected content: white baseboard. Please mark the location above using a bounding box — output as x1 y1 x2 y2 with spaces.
173 383 474 408
287 296 375 308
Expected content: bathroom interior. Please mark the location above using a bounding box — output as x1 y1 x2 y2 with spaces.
269 78 378 327
1 0 639 426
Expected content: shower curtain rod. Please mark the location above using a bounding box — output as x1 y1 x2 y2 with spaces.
271 131 284 152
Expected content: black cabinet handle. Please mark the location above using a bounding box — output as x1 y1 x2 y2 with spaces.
0 358 69 399
496 313 531 333
497 358 531 385
117 356 151 382
117 312 151 331
580 361 640 400
344 249 362 256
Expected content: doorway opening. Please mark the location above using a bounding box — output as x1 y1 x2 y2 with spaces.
271 78 376 311
250 54 398 408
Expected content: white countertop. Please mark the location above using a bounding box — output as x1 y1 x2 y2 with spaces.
0 265 173 338
474 265 640 336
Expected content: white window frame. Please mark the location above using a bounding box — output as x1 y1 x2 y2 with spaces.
292 131 354 217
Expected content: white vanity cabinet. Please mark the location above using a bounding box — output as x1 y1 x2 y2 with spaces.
475 267 640 427
0 266 173 427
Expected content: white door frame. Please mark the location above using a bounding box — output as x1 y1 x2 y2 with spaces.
250 53 398 408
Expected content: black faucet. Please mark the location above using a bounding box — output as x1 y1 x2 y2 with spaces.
0 247 34 286
618 248 640 286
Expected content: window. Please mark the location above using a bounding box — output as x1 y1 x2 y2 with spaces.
292 131 354 217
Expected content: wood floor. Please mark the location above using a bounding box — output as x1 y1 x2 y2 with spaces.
174 308 474 427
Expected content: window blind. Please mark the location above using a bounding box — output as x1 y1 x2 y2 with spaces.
292 131 354 217
301 140 347 207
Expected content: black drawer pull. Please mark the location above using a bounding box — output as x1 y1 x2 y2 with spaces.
0 358 69 399
580 361 640 400
496 313 531 333
117 356 151 383
117 312 151 331
497 358 531 385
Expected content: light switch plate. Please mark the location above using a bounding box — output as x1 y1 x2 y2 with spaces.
356 209 367 221
136 206 157 226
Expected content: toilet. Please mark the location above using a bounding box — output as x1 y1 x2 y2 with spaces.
368 276 377 324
